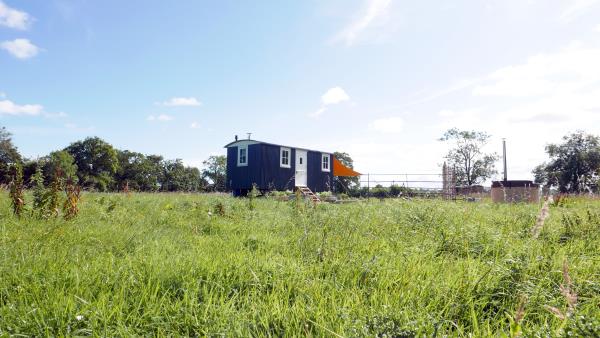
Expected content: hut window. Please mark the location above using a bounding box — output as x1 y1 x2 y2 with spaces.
321 154 330 172
238 146 248 166
280 147 291 168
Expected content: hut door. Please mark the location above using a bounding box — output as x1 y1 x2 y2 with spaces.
295 150 307 187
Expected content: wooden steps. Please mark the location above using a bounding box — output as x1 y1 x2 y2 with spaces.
296 186 321 203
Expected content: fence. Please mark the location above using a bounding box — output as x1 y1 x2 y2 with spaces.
336 163 459 199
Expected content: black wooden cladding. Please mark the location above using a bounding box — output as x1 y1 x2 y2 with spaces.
226 143 333 196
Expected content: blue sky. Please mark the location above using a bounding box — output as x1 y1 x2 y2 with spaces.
2 0 600 183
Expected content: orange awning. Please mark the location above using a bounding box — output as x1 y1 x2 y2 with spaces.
333 157 361 177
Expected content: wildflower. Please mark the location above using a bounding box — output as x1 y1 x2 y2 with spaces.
76 315 84 321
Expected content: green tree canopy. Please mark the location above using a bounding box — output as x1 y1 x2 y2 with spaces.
65 137 119 191
161 159 206 192
533 131 600 193
439 128 498 186
42 150 78 183
0 126 22 184
202 155 226 192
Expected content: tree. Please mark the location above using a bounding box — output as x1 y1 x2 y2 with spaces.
439 128 498 186
333 152 359 193
65 137 118 191
115 150 143 191
161 159 206 192
0 126 22 185
145 155 165 191
533 131 600 193
202 155 226 192
42 150 78 184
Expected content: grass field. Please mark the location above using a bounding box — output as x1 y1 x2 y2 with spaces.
1 193 599 336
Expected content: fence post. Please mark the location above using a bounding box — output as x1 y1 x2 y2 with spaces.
367 173 370 201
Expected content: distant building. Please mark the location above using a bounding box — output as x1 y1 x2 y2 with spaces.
491 180 540 203
224 138 360 196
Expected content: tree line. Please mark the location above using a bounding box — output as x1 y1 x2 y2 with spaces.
2 125 599 195
439 128 600 194
0 126 226 192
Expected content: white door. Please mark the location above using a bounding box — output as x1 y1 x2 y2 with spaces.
295 149 307 187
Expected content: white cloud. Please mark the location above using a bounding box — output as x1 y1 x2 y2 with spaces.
335 0 392 46
147 114 173 122
190 121 199 129
595 24 600 32
157 97 202 107
434 40 600 180
321 86 350 105
310 86 351 117
473 42 600 97
559 0 600 23
0 95 66 118
0 1 32 30
0 99 43 116
1 39 40 59
368 117 404 133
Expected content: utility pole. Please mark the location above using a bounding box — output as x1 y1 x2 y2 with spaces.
503 138 508 181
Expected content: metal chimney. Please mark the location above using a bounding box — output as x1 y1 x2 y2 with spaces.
502 138 507 181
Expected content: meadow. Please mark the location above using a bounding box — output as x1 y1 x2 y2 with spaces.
0 193 599 337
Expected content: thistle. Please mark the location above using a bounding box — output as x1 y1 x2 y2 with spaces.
63 178 82 220
47 168 63 218
31 165 48 218
9 163 25 218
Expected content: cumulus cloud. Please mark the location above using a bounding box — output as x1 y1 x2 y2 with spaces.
1 39 40 59
334 0 392 46
434 40 600 179
310 86 350 117
0 99 43 116
0 1 32 30
157 97 202 107
321 86 350 105
368 117 404 133
147 114 173 122
472 42 600 98
0 95 66 118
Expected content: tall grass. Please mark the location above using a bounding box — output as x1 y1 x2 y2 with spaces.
0 193 598 336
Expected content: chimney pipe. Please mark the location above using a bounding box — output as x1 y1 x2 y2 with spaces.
235 135 238 141
502 138 507 181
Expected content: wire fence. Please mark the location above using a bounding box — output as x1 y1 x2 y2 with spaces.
336 169 462 199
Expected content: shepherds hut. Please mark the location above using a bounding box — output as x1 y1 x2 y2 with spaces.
224 136 360 196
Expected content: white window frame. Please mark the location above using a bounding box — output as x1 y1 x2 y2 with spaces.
280 147 291 168
321 153 330 172
237 145 248 166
